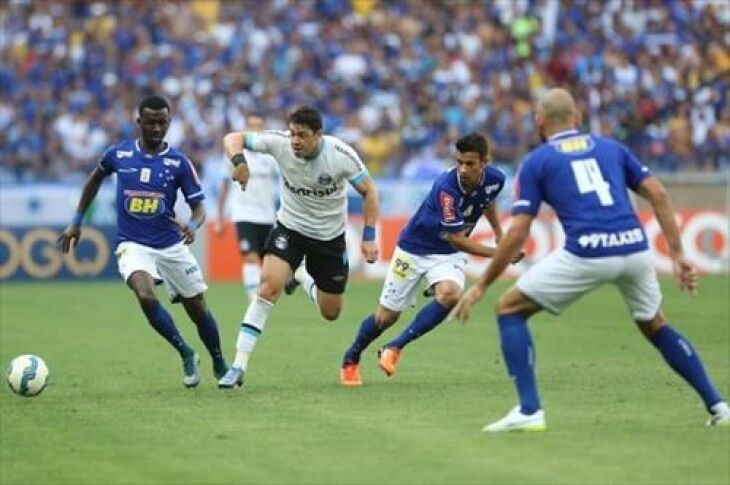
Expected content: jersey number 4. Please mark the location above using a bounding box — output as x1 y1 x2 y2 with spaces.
570 158 614 206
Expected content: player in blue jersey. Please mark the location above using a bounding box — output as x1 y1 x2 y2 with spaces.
58 95 228 388
340 133 519 386
454 88 730 431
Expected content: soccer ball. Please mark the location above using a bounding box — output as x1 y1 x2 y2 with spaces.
6 354 49 397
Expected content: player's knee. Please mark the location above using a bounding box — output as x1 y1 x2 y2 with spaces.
374 308 399 328
135 291 158 308
320 305 341 321
256 279 282 302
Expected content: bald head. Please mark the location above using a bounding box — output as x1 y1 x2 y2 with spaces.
538 88 577 122
535 88 580 139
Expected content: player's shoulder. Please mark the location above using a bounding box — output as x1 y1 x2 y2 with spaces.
432 168 460 193
484 164 506 183
325 135 362 165
259 129 290 139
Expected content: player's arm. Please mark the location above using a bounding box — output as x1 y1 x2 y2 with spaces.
634 176 698 294
483 202 503 243
223 131 251 190
444 231 497 258
179 201 205 245
57 167 107 253
214 177 230 234
352 176 380 263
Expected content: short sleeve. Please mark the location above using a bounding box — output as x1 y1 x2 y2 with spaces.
179 156 204 203
621 145 652 190
244 131 288 159
97 146 117 174
512 157 543 216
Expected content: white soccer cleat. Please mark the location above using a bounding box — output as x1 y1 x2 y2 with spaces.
707 401 730 427
482 405 546 433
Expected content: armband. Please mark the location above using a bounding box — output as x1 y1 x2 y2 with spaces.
231 153 248 167
363 226 376 242
71 211 84 227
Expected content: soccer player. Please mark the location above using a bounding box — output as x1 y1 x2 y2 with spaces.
214 114 278 301
453 88 730 431
58 95 228 387
339 133 518 386
217 106 380 388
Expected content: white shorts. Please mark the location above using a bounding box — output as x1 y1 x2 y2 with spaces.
115 241 208 302
379 246 467 312
516 249 662 321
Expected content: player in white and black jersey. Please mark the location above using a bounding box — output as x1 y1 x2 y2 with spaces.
215 114 278 302
218 106 380 388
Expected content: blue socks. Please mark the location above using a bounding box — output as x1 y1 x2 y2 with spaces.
141 301 192 357
343 314 384 365
650 324 723 410
498 313 541 415
192 311 225 367
386 301 450 349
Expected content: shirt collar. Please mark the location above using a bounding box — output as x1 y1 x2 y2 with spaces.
548 129 580 141
135 139 170 157
456 168 485 195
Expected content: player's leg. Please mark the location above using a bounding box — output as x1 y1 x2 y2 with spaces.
340 304 401 386
180 294 228 379
116 241 199 386
219 223 304 388
485 249 601 432
236 222 269 301
303 232 349 321
381 254 466 360
619 251 729 426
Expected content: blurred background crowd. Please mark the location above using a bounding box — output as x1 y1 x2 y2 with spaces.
1 0 729 184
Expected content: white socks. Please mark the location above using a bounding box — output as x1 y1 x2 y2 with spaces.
296 266 317 303
233 296 273 370
242 262 260 301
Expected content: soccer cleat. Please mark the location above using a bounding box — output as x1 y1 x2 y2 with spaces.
482 406 546 433
707 401 730 427
340 363 362 386
182 352 201 388
377 347 401 377
217 366 244 389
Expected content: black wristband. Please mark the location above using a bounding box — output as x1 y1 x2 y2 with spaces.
231 153 248 167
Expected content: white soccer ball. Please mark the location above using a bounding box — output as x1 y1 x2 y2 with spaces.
6 354 49 397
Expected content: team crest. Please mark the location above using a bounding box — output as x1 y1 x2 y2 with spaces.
318 173 333 185
275 235 288 250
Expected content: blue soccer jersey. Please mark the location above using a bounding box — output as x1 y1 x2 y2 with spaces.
512 129 651 258
98 140 204 249
398 166 506 255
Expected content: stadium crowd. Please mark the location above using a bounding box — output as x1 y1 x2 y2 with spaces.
1 0 729 183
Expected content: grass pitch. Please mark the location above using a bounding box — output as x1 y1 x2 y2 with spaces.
1 276 728 484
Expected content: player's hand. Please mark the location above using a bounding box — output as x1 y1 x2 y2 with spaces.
452 283 486 322
672 255 699 296
232 164 250 190
511 251 526 264
180 225 196 245
361 240 378 264
212 220 224 235
57 225 81 253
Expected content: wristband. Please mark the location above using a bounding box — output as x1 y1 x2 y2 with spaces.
186 219 202 232
71 211 84 227
363 226 376 242
231 153 248 167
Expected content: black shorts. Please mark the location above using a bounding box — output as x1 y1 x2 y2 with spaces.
263 221 349 294
235 222 274 255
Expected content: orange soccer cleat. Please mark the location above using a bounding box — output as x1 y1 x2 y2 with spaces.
340 363 362 386
377 347 401 377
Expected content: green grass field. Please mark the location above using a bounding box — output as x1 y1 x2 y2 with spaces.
1 276 728 485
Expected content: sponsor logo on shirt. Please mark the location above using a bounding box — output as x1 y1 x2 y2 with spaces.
117 168 139 173
163 157 181 168
552 136 594 154
283 177 338 197
577 228 644 249
485 183 501 194
123 190 165 218
439 192 456 222
116 150 133 159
